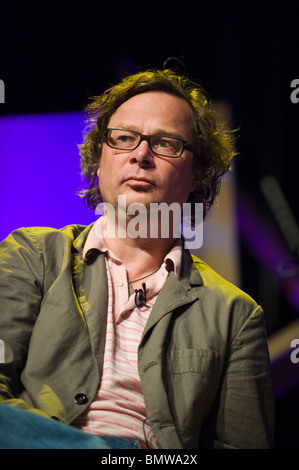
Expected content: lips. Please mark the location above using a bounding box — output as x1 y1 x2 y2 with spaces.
124 176 155 186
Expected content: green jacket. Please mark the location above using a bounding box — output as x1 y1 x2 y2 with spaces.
0 224 274 449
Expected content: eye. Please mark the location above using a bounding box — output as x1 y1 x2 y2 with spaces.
159 138 171 148
153 137 181 154
117 134 134 143
108 129 139 148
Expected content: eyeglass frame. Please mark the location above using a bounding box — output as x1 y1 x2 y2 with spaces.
103 128 198 158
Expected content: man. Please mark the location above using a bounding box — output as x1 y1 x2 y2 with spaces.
0 68 274 449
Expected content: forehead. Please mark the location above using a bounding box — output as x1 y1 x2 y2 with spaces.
108 91 194 137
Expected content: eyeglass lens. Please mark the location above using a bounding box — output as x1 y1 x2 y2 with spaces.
107 129 183 157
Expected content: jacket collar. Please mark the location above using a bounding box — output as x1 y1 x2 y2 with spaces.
72 223 203 284
72 223 95 258
72 224 203 328
140 249 203 341
180 248 203 287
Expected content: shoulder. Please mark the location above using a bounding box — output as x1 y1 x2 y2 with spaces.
0 224 93 255
190 252 261 313
188 253 267 350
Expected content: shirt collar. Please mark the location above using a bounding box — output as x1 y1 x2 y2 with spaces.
83 217 182 275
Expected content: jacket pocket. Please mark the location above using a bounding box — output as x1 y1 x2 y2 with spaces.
165 349 221 439
167 348 219 376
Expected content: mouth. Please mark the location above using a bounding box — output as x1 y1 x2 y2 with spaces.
124 176 155 187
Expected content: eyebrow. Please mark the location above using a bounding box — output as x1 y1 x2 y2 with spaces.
110 124 185 139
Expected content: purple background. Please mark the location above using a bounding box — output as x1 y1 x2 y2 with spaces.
0 112 97 241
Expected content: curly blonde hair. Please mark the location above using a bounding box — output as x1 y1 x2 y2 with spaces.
79 68 236 219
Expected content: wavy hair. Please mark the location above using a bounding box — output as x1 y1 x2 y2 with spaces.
79 68 236 219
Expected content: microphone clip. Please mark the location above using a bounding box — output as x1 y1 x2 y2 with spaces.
134 282 148 308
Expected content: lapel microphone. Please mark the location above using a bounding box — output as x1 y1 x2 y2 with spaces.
134 282 148 308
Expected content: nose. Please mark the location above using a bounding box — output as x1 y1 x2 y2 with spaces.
129 140 155 168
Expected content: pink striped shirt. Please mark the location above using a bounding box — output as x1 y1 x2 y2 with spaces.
72 218 182 448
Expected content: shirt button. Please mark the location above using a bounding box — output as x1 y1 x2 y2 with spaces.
74 393 88 405
116 280 124 287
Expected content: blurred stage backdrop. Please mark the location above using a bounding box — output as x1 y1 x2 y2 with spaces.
1 1 299 448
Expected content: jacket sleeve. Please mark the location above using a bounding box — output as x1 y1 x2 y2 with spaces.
0 228 49 416
208 305 274 449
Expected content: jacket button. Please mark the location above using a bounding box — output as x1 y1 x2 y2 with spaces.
74 393 88 405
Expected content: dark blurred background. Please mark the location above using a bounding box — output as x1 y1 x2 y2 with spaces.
1 0 299 448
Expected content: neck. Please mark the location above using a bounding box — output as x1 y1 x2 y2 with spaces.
101 204 179 278
104 232 176 281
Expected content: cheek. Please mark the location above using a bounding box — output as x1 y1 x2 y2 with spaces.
97 151 111 181
161 164 194 202
97 156 110 193
176 161 195 188
177 165 198 200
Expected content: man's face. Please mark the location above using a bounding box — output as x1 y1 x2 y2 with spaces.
97 91 198 211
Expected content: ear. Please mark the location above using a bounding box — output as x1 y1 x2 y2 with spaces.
96 143 103 175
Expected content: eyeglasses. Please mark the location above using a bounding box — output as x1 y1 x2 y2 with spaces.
104 128 197 158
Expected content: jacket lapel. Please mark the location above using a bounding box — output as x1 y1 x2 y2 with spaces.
72 225 108 363
138 249 203 448
141 249 203 342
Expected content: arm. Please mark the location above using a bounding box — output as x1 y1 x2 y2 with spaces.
210 306 274 448
0 228 48 416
